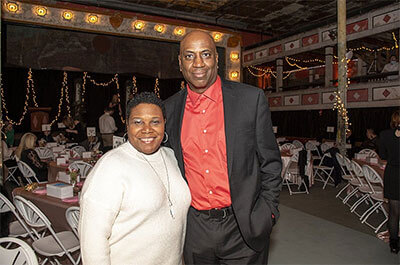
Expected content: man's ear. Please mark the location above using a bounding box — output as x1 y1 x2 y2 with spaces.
178 55 182 72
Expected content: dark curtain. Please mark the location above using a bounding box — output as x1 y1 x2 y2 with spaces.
271 107 398 142
2 67 182 133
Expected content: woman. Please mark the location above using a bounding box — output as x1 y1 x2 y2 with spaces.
15 133 48 182
379 110 400 254
62 116 86 143
79 92 191 264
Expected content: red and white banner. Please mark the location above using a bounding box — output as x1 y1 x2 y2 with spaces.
243 53 254 63
373 86 400 101
347 89 368 102
302 34 319 47
255 49 269 60
268 96 282 107
373 10 399 27
322 92 336 104
269 44 282 56
284 95 300 106
284 40 300 51
346 19 368 35
302 93 319 105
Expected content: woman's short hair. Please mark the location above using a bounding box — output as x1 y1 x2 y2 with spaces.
15 132 37 159
126 92 166 121
390 110 400 129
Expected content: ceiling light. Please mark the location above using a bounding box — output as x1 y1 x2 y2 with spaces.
213 32 223 42
62 11 73 21
173 27 185 36
6 2 19 13
35 6 47 17
230 71 239 80
230 52 239 62
154 24 166 33
133 20 145 30
87 14 98 24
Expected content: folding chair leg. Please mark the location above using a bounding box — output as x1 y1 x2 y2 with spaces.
350 194 369 213
336 183 350 200
343 187 359 205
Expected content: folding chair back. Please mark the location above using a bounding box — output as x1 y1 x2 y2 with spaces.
362 165 383 192
359 148 378 158
65 206 80 238
305 141 321 158
320 143 331 153
17 161 43 184
351 160 367 186
0 193 37 240
34 147 53 160
71 146 86 156
0 237 39 265
13 196 79 265
68 161 93 178
292 140 304 149
64 149 81 159
280 143 296 151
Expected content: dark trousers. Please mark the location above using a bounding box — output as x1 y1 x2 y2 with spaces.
184 207 269 265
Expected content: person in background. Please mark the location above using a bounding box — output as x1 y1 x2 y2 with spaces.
81 135 103 152
99 107 117 150
4 121 14 147
79 92 191 264
109 94 123 132
379 110 400 254
360 128 379 152
40 129 56 144
164 30 282 264
382 55 399 80
62 116 86 144
15 133 48 182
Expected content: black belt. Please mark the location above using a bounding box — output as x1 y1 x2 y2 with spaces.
193 206 233 219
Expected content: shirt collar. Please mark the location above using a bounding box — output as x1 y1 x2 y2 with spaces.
187 76 221 104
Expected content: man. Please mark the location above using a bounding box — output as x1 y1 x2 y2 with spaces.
382 55 399 80
99 107 117 149
164 30 282 264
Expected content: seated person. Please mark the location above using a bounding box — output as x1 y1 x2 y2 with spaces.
62 116 86 143
2 140 17 168
4 121 14 147
15 133 48 182
360 128 379 152
81 135 103 152
382 55 399 80
40 129 56 143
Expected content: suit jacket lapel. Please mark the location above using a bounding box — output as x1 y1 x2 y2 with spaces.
221 80 237 178
174 89 187 178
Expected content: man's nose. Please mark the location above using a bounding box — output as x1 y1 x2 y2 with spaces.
193 55 205 67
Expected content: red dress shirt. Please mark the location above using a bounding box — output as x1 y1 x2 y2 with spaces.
181 76 232 210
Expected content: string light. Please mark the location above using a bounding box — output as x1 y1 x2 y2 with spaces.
154 78 160 98
50 72 66 126
81 72 87 103
64 71 71 117
132 76 137 96
393 32 399 49
333 55 351 133
27 68 39 108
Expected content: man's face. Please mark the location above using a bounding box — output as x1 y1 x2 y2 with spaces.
179 31 218 94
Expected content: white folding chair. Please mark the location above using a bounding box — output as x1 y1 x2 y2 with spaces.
305 141 321 160
320 143 331 153
0 193 42 241
280 143 296 151
0 237 39 265
34 147 53 160
359 148 378 158
17 161 46 184
292 140 304 149
13 196 80 265
313 153 335 189
335 153 353 201
71 146 86 157
65 206 80 238
359 165 387 233
64 149 80 159
5 163 20 186
68 161 93 178
282 153 309 195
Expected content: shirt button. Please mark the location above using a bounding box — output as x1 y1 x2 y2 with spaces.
202 110 206 114
205 169 209 174
203 129 207 133
205 149 209 153
209 190 213 194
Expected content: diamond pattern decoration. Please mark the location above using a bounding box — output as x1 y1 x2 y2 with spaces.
289 98 294 103
329 94 335 101
353 92 360 99
383 14 391 23
382 89 391 98
353 24 360 32
307 97 313 103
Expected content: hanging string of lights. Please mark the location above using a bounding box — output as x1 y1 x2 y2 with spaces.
0 72 31 125
333 57 351 133
63 71 71 117
27 68 39 108
131 76 138 97
49 72 66 126
154 78 160 98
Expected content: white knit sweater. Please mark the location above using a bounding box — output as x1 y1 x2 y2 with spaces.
79 142 191 265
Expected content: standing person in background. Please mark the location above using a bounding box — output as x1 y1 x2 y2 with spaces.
4 121 14 147
62 116 86 144
379 110 400 254
99 107 117 150
382 55 399 80
109 94 123 132
164 30 282 264
360 128 379 152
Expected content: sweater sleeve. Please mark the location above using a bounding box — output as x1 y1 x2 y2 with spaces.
79 156 124 265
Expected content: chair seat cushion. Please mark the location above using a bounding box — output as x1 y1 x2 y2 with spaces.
32 231 79 257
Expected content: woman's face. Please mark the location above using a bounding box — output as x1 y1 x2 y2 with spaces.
127 103 165 155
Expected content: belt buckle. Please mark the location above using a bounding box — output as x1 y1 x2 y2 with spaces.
209 208 227 219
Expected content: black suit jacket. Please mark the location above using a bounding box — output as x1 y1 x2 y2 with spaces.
164 79 282 251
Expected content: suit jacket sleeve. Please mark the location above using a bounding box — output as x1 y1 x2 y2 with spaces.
255 90 282 220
